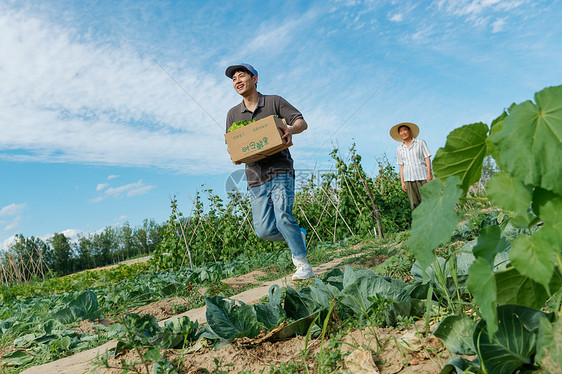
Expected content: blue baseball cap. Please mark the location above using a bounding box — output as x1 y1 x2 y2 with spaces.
225 63 258 78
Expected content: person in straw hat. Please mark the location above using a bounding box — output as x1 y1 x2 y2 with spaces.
390 122 433 210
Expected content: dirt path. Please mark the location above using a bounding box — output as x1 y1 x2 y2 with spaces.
21 256 355 374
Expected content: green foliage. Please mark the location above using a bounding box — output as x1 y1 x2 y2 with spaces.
203 296 262 342
475 305 550 374
297 147 411 240
467 258 497 336
407 177 463 270
434 315 477 355
493 85 562 195
433 122 489 194
495 267 562 309
150 146 411 271
536 315 562 373
52 289 100 323
487 172 535 225
227 118 257 132
410 85 562 372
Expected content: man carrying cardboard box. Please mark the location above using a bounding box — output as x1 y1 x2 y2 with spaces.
225 63 314 280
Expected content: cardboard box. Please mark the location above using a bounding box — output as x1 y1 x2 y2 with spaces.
225 115 291 163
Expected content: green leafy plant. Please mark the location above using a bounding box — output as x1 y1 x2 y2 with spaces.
227 118 258 132
410 85 562 372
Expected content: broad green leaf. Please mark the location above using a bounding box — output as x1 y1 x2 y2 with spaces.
467 258 497 337
269 312 319 339
1 350 34 366
71 289 100 320
510 232 557 293
160 283 182 297
53 308 77 324
433 315 477 355
204 296 260 341
492 85 562 195
299 279 341 323
13 333 43 348
433 122 489 194
284 287 320 321
472 225 508 265
486 172 534 225
253 285 286 330
486 111 508 164
495 267 562 308
304 278 341 309
338 267 411 326
536 316 562 373
159 316 198 349
474 305 550 374
411 254 471 299
56 335 72 350
440 357 480 374
532 188 562 250
143 346 162 361
408 177 463 270
152 359 178 374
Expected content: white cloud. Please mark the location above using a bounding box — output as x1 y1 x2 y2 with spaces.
1 235 17 251
0 7 235 175
96 183 108 191
0 203 26 217
108 175 120 180
91 180 157 202
39 228 82 244
491 17 505 32
1 215 23 233
435 0 524 20
0 203 26 236
389 13 404 22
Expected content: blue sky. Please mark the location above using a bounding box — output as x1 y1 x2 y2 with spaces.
1 0 561 249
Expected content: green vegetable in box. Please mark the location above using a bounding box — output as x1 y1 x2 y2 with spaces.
228 119 257 133
227 116 279 133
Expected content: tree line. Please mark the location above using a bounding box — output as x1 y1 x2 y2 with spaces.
1 219 162 282
2 146 413 284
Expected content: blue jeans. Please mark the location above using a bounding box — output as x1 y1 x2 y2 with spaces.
249 173 307 260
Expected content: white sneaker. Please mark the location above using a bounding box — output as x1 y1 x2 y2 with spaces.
292 256 314 280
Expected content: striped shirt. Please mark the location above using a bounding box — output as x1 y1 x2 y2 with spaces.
396 138 431 181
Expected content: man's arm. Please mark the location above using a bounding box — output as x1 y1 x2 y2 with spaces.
225 109 242 164
425 156 433 182
399 164 406 192
227 145 242 165
280 118 307 145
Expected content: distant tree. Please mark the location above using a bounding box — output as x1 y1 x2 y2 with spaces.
48 233 73 275
93 227 118 266
119 222 135 260
76 235 94 270
134 219 161 255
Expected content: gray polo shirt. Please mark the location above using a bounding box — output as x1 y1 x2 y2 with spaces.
226 93 303 188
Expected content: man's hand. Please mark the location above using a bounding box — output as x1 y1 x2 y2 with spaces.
227 146 242 165
401 181 407 192
279 126 294 146
280 118 307 146
425 157 433 183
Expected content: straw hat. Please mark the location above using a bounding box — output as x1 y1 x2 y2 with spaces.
389 122 419 142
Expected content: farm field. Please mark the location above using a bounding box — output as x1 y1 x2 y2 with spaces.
16 237 456 374
1 85 560 374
